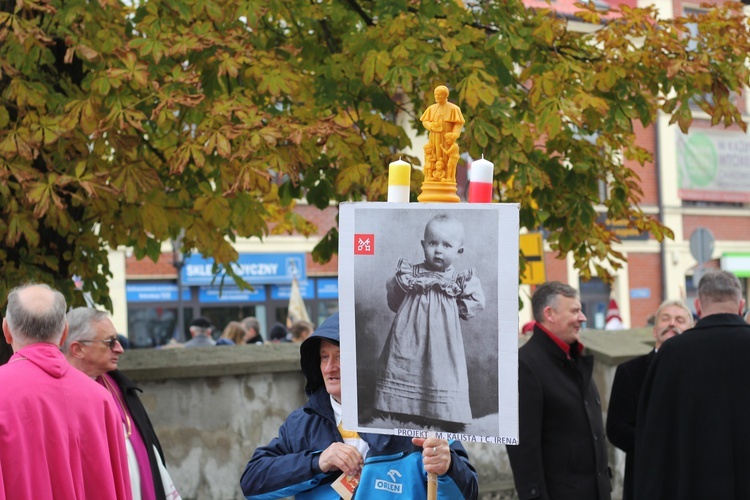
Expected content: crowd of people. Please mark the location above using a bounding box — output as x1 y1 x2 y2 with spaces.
1 270 749 499
160 316 314 349
0 281 478 499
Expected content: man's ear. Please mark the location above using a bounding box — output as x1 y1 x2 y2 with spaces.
694 298 702 319
58 323 68 348
68 341 86 359
739 299 746 316
543 305 554 323
2 319 12 346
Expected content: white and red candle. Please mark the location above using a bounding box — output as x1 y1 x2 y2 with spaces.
387 158 411 203
468 155 494 203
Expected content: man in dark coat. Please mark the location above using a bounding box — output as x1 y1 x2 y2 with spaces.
507 282 611 500
635 270 750 500
606 299 693 500
63 307 178 500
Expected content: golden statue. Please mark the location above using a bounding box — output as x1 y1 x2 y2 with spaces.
418 85 464 202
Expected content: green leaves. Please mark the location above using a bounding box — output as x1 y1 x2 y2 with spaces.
457 72 498 110
336 164 372 197
5 211 39 247
6 80 48 109
0 107 9 129
469 117 500 149
129 37 167 64
194 195 231 229
1 0 748 310
361 50 393 85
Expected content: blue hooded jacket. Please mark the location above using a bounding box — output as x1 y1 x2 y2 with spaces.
240 313 478 499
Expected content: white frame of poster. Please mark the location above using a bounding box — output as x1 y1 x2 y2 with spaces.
338 202 519 444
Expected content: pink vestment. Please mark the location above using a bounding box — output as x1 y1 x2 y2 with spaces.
0 343 132 500
99 373 156 500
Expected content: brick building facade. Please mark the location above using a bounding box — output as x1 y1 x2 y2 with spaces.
517 0 750 329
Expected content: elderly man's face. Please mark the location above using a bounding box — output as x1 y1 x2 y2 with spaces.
320 340 341 403
653 305 692 349
77 318 123 377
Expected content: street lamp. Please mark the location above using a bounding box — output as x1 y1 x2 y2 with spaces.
171 232 186 343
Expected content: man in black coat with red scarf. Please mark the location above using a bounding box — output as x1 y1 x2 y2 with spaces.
635 270 750 500
507 282 611 500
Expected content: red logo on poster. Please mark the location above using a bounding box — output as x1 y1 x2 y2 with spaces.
354 234 375 255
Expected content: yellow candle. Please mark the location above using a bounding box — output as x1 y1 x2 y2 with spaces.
388 158 411 203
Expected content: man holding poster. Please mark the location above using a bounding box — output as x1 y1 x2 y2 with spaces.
240 313 479 499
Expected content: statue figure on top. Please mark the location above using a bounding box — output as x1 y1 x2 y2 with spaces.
420 85 465 183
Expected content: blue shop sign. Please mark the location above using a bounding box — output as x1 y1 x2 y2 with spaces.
316 278 339 299
181 253 306 286
271 280 314 300
199 286 266 303
126 284 191 302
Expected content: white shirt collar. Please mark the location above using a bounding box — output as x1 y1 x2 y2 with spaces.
331 394 343 427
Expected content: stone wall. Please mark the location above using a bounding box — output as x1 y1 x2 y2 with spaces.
119 329 654 500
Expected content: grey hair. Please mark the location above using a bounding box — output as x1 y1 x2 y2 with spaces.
698 270 743 307
654 299 694 327
61 307 110 353
5 283 67 343
531 282 579 323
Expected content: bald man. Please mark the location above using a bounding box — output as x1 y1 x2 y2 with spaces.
0 283 130 499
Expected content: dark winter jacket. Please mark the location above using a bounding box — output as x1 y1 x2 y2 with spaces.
240 313 479 499
506 325 611 500
635 313 750 500
606 349 655 500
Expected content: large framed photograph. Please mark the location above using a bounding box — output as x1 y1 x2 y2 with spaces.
339 202 519 444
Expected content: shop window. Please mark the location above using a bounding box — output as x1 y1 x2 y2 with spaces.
127 307 185 348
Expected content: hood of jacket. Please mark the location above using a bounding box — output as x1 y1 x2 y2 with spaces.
300 312 339 396
16 342 69 378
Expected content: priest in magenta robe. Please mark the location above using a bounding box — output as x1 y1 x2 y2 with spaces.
0 283 131 500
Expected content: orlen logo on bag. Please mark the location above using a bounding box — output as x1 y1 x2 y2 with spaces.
374 469 402 494
354 234 375 255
